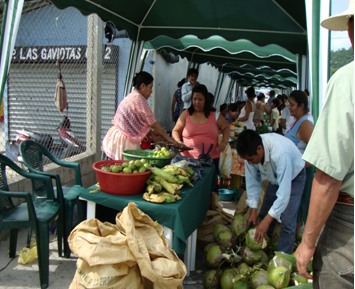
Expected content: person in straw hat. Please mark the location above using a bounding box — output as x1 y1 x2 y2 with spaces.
295 1 354 288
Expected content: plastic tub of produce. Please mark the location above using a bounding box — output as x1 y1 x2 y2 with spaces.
92 160 151 195
122 149 170 168
218 189 234 201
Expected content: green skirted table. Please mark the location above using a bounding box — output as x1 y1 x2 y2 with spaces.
77 165 217 274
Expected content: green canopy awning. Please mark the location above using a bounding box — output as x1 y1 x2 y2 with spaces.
49 0 307 55
144 35 296 61
222 64 297 78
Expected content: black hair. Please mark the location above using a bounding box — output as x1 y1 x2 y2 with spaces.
188 68 199 77
277 94 286 104
272 98 280 107
230 103 238 112
240 101 246 107
289 90 309 113
132 71 154 90
236 130 263 157
220 103 228 112
269 90 275 97
246 87 255 99
188 84 214 117
177 78 185 88
257 93 265 101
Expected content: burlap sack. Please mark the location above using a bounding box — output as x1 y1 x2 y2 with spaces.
197 192 233 247
116 203 186 289
68 203 186 289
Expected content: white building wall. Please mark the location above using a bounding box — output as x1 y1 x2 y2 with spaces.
151 52 236 129
150 52 189 129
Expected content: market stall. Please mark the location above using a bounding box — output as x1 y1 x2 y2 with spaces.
77 163 218 274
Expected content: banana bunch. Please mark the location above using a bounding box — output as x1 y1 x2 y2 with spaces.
142 165 194 204
234 120 244 128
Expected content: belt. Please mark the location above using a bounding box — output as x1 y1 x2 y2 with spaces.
337 192 354 206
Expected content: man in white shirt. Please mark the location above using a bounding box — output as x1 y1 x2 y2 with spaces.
236 130 306 254
181 68 199 110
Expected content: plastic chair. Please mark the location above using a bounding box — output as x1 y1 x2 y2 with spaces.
0 154 65 289
19 140 84 258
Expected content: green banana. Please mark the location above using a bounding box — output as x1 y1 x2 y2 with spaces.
142 193 165 203
162 168 179 175
148 167 178 183
170 183 183 191
157 192 177 203
146 184 155 194
159 192 182 201
177 175 193 187
154 176 176 195
185 167 194 175
146 180 162 192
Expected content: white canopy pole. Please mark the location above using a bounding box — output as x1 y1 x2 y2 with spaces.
319 0 330 110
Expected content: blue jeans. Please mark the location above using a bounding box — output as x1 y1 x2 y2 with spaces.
259 168 306 254
313 203 354 289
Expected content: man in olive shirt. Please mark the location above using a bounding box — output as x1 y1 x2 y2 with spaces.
295 3 354 289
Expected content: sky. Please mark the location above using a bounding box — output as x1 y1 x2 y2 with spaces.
329 0 352 51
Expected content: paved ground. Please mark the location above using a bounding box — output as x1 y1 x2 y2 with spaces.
0 199 238 289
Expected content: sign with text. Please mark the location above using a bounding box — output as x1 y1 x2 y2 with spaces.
11 45 119 64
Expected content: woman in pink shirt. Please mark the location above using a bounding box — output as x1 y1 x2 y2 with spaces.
102 72 177 160
172 84 230 170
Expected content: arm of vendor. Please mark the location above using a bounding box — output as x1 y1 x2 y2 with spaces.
236 130 305 242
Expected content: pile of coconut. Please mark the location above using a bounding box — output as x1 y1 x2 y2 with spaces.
203 214 312 289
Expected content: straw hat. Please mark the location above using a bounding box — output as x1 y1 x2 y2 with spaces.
321 0 354 31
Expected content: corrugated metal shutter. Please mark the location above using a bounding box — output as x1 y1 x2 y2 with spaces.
7 63 117 144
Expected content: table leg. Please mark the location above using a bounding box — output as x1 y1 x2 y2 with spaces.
190 229 197 271
86 200 97 219
162 226 173 249
184 234 193 277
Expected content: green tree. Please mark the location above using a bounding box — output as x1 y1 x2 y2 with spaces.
330 47 354 77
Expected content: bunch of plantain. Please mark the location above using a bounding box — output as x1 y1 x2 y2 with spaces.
142 165 194 204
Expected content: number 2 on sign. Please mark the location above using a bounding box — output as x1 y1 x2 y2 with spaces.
104 47 111 59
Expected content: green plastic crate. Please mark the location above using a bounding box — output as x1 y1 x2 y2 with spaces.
122 149 170 168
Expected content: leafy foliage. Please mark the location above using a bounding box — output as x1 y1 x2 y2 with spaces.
330 47 354 77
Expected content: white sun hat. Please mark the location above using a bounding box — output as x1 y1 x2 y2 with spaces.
321 0 354 31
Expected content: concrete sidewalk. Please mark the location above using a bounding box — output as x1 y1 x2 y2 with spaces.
0 199 237 289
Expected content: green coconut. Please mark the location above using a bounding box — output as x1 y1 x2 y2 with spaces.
267 252 293 272
260 251 270 264
213 224 231 241
241 246 263 265
271 242 278 254
250 270 270 289
203 269 223 289
237 262 250 274
231 214 248 237
204 242 218 257
232 280 253 289
220 267 239 289
246 228 267 251
256 286 275 289
207 245 226 268
268 266 291 289
216 229 237 250
289 272 308 286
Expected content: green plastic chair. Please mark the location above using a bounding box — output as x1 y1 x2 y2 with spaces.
19 140 84 258
0 154 65 289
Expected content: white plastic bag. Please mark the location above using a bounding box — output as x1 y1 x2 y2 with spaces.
218 135 232 178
